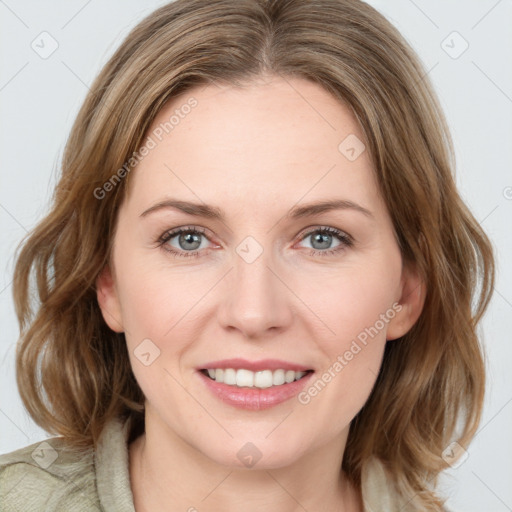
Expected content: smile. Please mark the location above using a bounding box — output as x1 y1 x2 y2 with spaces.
200 368 312 388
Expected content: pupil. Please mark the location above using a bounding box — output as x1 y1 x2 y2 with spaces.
312 233 331 250
180 232 201 250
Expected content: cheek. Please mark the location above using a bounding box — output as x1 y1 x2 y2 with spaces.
304 255 402 346
296 251 400 412
298 341 385 443
113 254 210 395
114 253 198 342
115 264 195 410
298 287 392 433
120 283 173 342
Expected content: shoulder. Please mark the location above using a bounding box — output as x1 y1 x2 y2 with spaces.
0 435 100 511
361 457 456 512
0 416 135 512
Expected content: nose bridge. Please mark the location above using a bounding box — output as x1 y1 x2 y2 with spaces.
217 236 293 337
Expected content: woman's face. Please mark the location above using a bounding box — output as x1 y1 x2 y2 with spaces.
97 76 423 469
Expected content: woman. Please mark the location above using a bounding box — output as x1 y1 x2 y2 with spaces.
0 0 494 511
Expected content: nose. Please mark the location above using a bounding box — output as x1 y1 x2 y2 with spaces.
217 244 294 339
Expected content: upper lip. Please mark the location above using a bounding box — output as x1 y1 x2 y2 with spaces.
198 358 313 372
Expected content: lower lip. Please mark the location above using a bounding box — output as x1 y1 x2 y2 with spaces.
197 370 314 410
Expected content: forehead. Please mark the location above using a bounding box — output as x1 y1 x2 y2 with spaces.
126 76 381 215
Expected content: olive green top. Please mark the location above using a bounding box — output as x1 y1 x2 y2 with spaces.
0 417 448 511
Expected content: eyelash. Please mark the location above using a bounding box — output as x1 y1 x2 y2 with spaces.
157 225 353 259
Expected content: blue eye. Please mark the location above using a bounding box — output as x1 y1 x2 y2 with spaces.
158 226 353 259
298 227 353 257
159 227 211 258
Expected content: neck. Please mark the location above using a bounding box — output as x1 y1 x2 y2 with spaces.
128 411 363 512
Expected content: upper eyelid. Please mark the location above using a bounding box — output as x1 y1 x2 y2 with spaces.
160 225 351 246
161 225 208 238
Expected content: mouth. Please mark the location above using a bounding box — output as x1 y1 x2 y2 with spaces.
196 359 315 410
199 368 314 389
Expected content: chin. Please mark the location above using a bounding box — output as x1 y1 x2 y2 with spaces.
192 432 311 471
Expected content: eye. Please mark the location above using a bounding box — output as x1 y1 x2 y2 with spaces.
296 226 353 257
157 225 353 259
158 226 214 258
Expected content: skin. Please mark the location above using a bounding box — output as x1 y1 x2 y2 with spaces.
96 75 425 512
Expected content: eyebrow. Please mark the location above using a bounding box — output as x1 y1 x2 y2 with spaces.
139 198 374 221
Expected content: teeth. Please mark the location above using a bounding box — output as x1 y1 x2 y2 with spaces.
254 370 273 389
224 368 236 385
203 368 309 388
236 369 254 387
273 369 285 386
285 370 296 383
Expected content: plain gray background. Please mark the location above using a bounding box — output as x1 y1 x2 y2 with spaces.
1 1 511 510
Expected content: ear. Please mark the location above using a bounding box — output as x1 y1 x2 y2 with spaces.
96 264 124 333
386 261 426 341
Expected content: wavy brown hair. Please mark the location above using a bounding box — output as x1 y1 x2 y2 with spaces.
12 0 494 509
